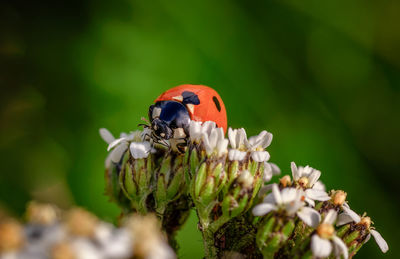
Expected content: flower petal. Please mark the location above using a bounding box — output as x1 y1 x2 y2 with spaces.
370 229 388 253
259 184 274 197
251 151 270 162
280 188 299 204
305 189 330 201
337 213 355 226
110 143 128 163
291 162 299 180
304 197 315 207
269 163 281 175
332 235 348 259
217 138 229 157
297 207 321 228
252 203 276 216
323 210 338 225
263 192 275 204
263 162 273 182
130 142 151 159
313 180 326 191
107 137 126 151
308 170 321 187
228 128 237 149
272 184 282 205
342 206 361 223
99 128 115 144
311 234 332 258
228 149 246 161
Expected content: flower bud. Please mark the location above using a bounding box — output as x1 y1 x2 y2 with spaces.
26 201 59 225
331 190 347 206
0 219 24 252
64 208 98 238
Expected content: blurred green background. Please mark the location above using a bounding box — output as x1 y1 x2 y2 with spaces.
1 0 399 258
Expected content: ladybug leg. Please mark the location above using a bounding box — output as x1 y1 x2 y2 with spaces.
176 142 187 153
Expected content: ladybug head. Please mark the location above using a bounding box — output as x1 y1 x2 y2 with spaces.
151 118 173 140
147 101 191 146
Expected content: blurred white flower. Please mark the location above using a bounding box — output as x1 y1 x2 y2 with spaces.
252 184 320 228
311 210 348 259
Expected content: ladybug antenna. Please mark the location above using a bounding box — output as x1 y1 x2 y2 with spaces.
138 117 151 128
141 117 150 124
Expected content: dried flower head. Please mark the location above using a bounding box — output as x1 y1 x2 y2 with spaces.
26 201 59 225
64 208 98 238
0 219 24 252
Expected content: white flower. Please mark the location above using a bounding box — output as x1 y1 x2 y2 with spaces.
311 210 348 259
247 130 273 163
189 121 216 143
201 127 228 157
291 162 330 206
252 184 321 228
101 229 133 259
227 128 273 162
228 128 247 150
263 162 281 182
228 149 246 161
337 206 388 253
247 130 273 151
227 128 247 161
100 128 151 167
72 239 104 259
129 142 151 159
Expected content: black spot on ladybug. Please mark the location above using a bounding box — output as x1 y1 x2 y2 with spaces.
213 96 221 112
182 91 200 105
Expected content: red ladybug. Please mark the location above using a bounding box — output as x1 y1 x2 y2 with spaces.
148 84 227 146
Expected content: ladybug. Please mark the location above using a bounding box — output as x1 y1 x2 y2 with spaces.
147 84 227 150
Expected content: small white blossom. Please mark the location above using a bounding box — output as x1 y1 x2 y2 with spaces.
252 184 320 228
201 127 228 157
129 142 151 159
228 128 247 150
227 128 247 161
337 206 388 253
100 128 151 167
189 121 216 143
291 162 330 206
227 128 273 162
228 149 246 161
311 210 348 259
247 130 272 163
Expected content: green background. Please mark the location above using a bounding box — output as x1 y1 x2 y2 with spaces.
0 0 398 258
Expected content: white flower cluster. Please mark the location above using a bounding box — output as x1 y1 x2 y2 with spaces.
0 205 175 259
100 128 152 168
253 162 389 258
189 121 280 181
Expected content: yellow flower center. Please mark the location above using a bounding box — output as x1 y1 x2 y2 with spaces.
298 176 309 188
317 223 334 239
359 216 371 228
